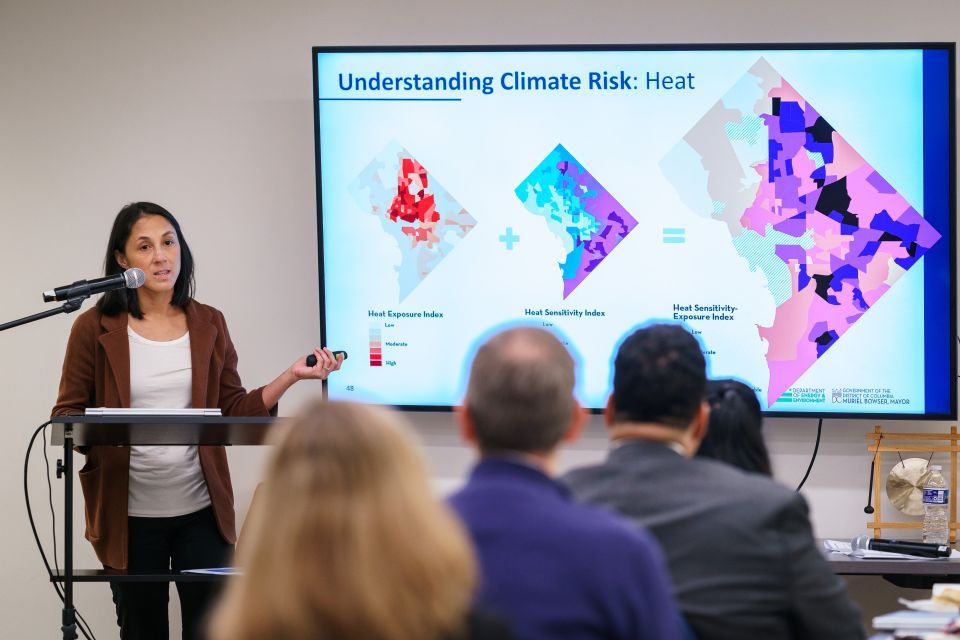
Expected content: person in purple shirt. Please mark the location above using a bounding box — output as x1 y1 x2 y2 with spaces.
449 327 683 640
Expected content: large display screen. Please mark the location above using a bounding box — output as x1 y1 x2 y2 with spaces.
313 44 956 418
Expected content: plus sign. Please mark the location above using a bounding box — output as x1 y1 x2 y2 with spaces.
500 227 520 250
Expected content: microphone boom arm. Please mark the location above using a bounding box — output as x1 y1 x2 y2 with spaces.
0 296 87 333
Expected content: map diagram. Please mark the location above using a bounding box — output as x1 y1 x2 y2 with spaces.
661 58 942 405
516 144 638 298
350 141 477 301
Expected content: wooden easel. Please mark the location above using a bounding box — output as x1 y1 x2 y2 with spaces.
866 426 959 543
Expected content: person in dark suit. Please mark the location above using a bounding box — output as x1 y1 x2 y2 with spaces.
449 327 683 640
561 324 865 640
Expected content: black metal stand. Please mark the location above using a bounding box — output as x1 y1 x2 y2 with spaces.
60 430 77 640
0 297 86 333
4 297 88 639
49 416 279 639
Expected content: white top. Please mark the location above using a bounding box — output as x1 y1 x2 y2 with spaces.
127 326 211 517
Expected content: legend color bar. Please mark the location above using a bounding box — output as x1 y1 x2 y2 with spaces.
369 327 382 366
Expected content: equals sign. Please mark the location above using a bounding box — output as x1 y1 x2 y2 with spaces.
662 227 686 244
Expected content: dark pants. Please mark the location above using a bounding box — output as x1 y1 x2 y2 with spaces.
109 507 232 640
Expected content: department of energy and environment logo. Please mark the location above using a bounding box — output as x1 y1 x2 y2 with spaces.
661 58 941 407
515 144 638 299
776 388 826 404
349 142 477 302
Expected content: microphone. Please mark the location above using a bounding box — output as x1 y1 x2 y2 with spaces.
852 534 951 558
43 268 145 302
305 351 348 368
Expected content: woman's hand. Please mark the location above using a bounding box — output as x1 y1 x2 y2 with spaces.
292 347 344 381
262 348 345 409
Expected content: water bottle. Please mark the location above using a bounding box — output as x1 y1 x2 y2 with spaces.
922 465 950 545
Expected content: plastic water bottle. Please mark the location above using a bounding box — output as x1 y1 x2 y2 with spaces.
922 465 950 545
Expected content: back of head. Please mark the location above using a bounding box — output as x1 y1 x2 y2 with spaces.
209 401 476 640
698 379 772 475
612 324 707 428
465 327 577 455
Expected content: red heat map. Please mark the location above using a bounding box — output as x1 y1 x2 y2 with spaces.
388 158 440 245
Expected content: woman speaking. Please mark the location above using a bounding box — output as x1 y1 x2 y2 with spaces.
51 201 342 640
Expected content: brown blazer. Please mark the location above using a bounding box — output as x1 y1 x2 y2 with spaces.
51 300 275 570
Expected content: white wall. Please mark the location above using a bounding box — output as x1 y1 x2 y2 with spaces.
1 0 957 637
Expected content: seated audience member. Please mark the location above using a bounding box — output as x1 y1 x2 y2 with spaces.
697 378 772 475
208 400 511 640
562 324 865 640
449 327 683 640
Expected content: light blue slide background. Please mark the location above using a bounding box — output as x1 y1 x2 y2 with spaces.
316 49 933 414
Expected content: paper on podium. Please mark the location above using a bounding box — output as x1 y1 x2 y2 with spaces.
84 407 223 416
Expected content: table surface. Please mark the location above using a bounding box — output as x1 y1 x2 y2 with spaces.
821 541 960 576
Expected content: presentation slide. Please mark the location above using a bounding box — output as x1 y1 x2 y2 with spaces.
313 45 955 418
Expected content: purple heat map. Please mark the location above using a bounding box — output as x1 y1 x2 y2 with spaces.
662 58 941 406
515 144 637 298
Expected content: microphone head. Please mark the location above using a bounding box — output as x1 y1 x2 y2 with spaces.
863 505 875 514
851 534 871 551
123 268 145 289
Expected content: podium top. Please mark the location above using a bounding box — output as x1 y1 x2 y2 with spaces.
50 415 280 446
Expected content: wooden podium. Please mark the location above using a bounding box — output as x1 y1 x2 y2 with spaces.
49 415 282 640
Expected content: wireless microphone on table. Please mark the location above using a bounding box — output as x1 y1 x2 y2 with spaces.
851 534 951 558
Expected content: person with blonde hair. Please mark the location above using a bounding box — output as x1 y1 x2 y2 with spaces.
208 400 510 640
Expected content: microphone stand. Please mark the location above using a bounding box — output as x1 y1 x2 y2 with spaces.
1 293 87 640
0 296 86 333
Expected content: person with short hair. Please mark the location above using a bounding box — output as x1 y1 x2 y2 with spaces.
208 400 511 640
698 378 772 475
562 324 864 640
450 327 683 640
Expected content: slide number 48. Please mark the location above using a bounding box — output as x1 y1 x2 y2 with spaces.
346 385 355 392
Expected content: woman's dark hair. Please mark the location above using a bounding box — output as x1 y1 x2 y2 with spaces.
96 202 195 318
697 379 772 476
